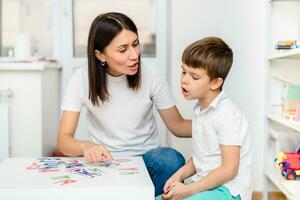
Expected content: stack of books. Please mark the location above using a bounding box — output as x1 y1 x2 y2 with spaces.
282 83 300 120
275 40 298 49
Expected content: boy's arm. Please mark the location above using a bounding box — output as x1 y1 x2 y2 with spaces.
174 158 197 181
158 106 192 137
185 145 240 196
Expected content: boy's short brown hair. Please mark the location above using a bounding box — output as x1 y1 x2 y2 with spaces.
182 37 233 84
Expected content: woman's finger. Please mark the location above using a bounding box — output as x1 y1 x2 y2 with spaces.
90 151 98 163
84 152 92 163
95 150 103 161
100 147 113 160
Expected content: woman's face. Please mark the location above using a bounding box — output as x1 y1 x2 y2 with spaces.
95 29 141 77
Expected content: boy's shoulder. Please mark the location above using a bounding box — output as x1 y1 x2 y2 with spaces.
214 93 246 121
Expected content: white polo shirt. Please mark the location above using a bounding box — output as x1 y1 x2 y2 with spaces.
61 64 176 156
191 92 252 200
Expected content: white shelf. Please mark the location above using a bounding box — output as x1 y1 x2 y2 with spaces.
265 167 300 200
268 48 300 60
266 109 300 132
265 1 300 199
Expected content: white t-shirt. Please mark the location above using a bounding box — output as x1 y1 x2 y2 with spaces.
61 65 176 156
191 92 252 200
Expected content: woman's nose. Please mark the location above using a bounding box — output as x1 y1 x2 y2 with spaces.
129 46 140 60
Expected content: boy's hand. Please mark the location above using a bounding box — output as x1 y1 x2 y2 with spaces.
162 182 189 200
163 173 182 194
80 141 113 163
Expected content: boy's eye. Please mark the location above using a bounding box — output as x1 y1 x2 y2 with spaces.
182 71 186 74
192 76 199 80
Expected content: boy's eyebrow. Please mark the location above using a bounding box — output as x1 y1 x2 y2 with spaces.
181 65 200 76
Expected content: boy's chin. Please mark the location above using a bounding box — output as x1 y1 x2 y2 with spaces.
183 95 194 100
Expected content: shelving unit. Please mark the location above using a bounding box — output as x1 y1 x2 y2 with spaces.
264 0 300 199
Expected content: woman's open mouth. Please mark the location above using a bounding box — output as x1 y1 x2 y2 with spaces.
129 62 139 71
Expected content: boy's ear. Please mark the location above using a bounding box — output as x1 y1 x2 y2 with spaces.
94 50 106 62
210 78 223 90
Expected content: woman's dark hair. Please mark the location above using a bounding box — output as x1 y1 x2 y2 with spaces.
87 12 141 106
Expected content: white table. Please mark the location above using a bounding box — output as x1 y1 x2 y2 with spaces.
0 157 154 200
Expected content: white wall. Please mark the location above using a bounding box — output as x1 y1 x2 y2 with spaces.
169 0 267 191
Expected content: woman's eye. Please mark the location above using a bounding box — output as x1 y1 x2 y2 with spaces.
119 49 126 53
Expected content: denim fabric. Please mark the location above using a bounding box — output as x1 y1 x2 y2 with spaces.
143 147 185 196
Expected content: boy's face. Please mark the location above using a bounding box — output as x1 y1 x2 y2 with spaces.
180 64 218 101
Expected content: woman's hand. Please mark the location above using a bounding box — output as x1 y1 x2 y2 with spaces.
80 141 113 163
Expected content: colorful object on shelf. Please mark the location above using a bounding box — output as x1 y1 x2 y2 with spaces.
282 84 300 100
282 83 300 117
296 102 300 121
275 40 298 49
275 148 300 180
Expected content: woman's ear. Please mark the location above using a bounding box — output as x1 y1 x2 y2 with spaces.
211 78 224 90
94 50 105 62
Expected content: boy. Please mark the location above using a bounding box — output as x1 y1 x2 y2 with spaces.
156 37 252 200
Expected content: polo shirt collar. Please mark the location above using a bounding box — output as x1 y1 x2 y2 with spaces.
193 91 227 115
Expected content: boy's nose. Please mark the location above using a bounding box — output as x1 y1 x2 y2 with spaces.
182 75 189 84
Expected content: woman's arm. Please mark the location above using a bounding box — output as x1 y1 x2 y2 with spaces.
158 106 192 137
57 111 82 156
57 111 112 162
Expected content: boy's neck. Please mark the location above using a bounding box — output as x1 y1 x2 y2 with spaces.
199 90 221 111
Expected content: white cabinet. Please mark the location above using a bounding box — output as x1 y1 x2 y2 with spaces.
0 62 61 157
264 1 300 199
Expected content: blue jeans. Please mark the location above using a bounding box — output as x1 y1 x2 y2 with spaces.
143 147 185 196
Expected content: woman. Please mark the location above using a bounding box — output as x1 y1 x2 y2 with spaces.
57 12 191 196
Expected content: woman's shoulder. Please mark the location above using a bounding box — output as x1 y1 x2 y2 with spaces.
141 62 164 82
67 67 89 92
69 66 88 81
74 66 88 76
141 63 156 75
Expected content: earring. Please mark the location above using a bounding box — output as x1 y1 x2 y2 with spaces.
101 61 106 66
